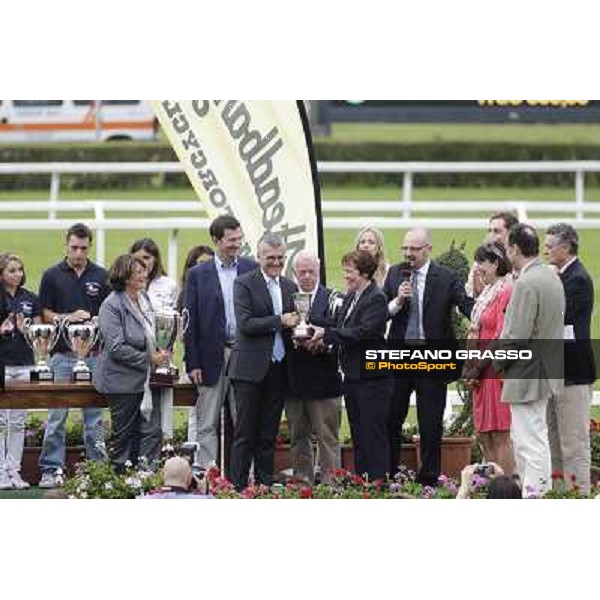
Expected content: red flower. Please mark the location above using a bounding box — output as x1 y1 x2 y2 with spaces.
299 487 313 499
570 473 577 483
551 470 564 480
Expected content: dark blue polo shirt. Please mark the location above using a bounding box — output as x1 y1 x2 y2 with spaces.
39 259 109 354
0 286 41 366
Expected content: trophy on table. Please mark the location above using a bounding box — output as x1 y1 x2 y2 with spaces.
292 292 313 343
151 306 189 386
22 319 61 382
63 318 100 382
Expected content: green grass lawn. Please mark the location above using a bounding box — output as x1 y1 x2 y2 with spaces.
318 123 600 145
1 183 600 337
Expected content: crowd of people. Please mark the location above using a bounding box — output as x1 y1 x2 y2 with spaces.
0 211 595 497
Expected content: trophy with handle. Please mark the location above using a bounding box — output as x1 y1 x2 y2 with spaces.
327 289 345 322
22 318 61 382
63 318 100 382
151 306 189 386
292 292 313 341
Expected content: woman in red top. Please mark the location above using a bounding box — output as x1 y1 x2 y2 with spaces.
464 242 515 476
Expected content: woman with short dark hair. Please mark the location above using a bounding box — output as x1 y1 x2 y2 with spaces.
463 241 515 475
309 250 393 481
95 254 170 472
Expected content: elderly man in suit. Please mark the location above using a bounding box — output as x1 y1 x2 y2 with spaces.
493 224 565 497
544 223 595 495
286 251 342 485
184 215 256 473
384 227 474 486
229 233 299 491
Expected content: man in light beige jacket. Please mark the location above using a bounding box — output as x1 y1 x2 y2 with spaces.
493 224 565 497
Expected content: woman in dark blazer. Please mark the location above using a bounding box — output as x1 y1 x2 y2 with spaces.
310 250 393 481
94 255 169 472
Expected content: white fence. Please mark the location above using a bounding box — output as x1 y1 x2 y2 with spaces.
2 160 600 274
2 160 599 405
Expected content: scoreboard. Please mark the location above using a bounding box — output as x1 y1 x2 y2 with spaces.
318 100 600 124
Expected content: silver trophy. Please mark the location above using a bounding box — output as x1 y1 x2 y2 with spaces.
151 306 189 386
22 319 61 382
292 292 313 340
63 318 100 382
327 289 345 322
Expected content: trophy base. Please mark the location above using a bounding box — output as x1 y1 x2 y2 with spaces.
30 370 54 383
292 326 314 341
72 370 92 382
150 368 179 388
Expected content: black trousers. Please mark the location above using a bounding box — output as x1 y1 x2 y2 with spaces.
230 362 286 490
106 390 162 473
344 378 393 481
388 377 447 486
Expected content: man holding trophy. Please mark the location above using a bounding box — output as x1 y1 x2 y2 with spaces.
37 223 110 489
229 234 299 491
286 251 343 485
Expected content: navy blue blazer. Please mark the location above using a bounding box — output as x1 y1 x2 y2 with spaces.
228 268 297 383
288 285 342 400
560 258 596 385
184 256 257 386
383 261 474 341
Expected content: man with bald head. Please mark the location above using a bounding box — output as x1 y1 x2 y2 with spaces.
384 227 474 486
286 251 342 484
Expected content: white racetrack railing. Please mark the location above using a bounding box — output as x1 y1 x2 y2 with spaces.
2 160 600 405
2 159 600 273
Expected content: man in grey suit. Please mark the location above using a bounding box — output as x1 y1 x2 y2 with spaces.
493 224 565 497
229 234 299 490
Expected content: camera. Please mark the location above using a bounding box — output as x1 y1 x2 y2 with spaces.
474 462 495 478
179 442 199 466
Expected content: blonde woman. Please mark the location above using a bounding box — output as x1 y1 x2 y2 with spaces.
355 226 389 287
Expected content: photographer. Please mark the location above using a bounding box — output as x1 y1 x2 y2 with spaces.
142 456 213 500
456 462 521 499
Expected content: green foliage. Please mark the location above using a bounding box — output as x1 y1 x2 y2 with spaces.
591 429 600 467
434 241 475 438
63 459 162 499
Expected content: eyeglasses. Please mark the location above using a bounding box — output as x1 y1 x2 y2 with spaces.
264 256 286 263
401 245 428 252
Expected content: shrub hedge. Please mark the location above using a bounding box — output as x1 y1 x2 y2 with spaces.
2 140 600 189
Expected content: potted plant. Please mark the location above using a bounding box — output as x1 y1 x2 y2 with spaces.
21 413 108 485
590 419 600 486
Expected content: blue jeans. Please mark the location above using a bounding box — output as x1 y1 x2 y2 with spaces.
39 354 106 474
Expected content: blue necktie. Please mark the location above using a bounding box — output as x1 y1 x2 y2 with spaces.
268 278 285 362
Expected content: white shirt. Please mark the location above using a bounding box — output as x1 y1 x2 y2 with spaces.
148 275 178 311
559 256 577 275
261 270 282 314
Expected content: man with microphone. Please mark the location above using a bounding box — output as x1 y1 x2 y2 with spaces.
383 228 474 486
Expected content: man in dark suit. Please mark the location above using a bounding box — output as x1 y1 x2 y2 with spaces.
229 233 299 490
184 215 256 473
384 227 474 486
544 223 595 495
286 251 342 485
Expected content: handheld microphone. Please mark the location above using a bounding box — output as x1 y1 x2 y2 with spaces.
400 263 413 283
399 263 413 307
